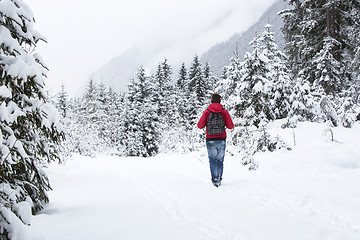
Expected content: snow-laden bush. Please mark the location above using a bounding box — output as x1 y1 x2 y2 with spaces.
228 122 290 170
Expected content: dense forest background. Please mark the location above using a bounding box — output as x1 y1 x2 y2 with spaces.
57 0 360 167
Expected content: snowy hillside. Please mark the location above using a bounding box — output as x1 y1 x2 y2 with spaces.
86 1 283 95
28 122 360 240
87 47 153 94
200 0 288 76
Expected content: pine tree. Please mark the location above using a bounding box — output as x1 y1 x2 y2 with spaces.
153 59 175 124
280 0 360 95
224 31 292 168
122 78 140 156
97 81 107 107
260 23 293 119
96 81 108 140
175 63 190 129
350 47 360 87
217 54 242 105
281 0 360 126
104 87 122 150
81 79 98 119
287 78 316 125
280 0 309 77
57 84 68 118
0 1 64 237
203 61 215 93
160 59 177 127
177 63 187 91
348 47 360 113
74 79 110 155
312 36 343 95
236 34 274 127
187 55 207 122
188 55 201 92
123 66 160 157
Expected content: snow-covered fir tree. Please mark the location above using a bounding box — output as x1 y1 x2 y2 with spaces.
188 55 207 107
177 63 187 91
123 66 160 157
280 0 360 126
350 47 360 89
186 55 206 128
56 96 77 159
218 29 293 168
154 61 166 117
95 81 108 140
176 63 189 128
286 78 316 125
57 84 68 118
203 61 216 94
280 0 360 94
135 67 160 157
80 79 98 121
216 53 242 105
103 87 123 151
66 80 109 156
260 23 293 120
235 34 275 127
122 78 139 156
0 1 64 238
161 59 178 127
313 36 343 95
152 59 178 128
162 62 198 152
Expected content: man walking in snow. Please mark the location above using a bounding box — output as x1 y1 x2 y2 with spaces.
197 94 234 187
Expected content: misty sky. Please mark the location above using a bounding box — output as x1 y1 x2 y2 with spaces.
25 0 277 97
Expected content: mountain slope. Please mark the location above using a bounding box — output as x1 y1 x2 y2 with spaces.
201 0 289 76
88 47 144 93
85 1 287 94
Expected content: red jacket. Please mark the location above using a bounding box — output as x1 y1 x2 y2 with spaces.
197 103 234 140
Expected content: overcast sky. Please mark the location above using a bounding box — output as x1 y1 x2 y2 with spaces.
25 0 277 97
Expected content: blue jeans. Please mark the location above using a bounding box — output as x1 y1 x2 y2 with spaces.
206 140 226 182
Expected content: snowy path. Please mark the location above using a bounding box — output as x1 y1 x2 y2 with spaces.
29 123 360 240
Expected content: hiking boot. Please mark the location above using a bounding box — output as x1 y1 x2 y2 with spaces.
212 178 221 187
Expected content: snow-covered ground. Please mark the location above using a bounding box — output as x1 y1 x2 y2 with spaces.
28 122 360 240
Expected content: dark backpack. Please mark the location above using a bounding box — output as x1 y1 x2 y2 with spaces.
206 108 225 135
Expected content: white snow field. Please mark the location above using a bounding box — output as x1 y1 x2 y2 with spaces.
28 122 360 240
